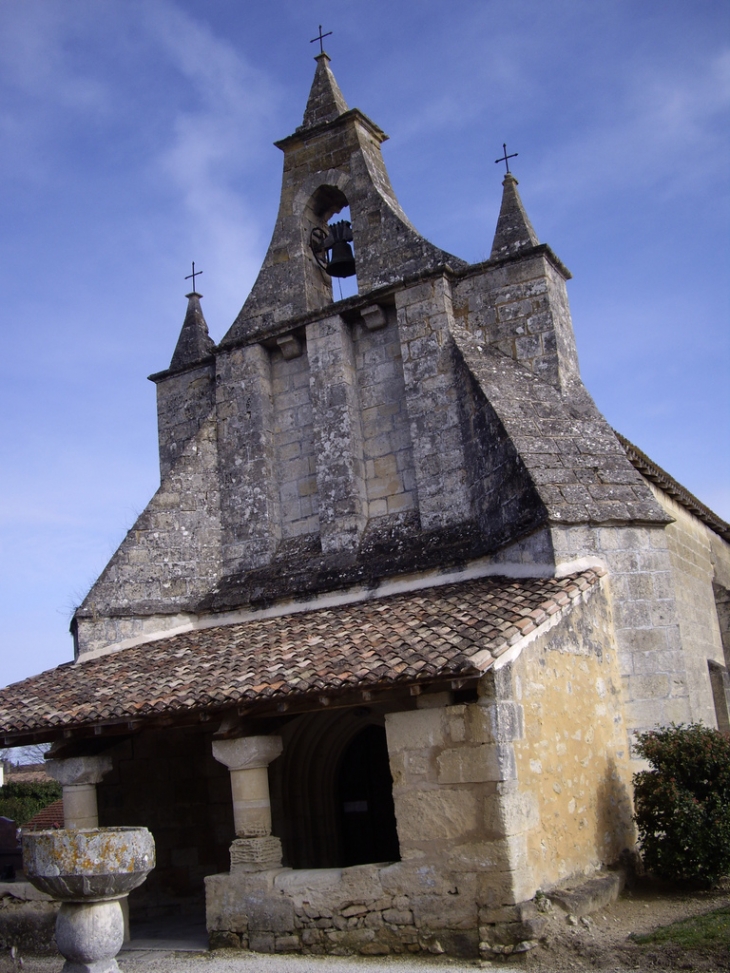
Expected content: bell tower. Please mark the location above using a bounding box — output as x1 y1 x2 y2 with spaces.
221 52 462 349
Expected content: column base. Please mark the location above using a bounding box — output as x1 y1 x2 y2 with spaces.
230 836 283 872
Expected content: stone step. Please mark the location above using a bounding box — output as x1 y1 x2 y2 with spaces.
547 871 624 917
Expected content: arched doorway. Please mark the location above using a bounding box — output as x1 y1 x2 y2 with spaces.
270 710 400 869
337 724 400 866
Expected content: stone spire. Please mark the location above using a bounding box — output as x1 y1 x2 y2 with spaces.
490 173 539 261
169 292 214 371
301 53 349 129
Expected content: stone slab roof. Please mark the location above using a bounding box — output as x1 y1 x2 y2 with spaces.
616 432 730 543
452 326 670 527
0 571 603 743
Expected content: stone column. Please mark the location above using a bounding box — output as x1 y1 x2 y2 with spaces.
45 755 113 829
212 736 283 872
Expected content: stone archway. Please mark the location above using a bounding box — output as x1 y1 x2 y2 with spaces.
269 709 400 869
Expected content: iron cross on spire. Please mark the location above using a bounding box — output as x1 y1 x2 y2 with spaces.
185 261 203 293
310 24 332 55
495 143 518 174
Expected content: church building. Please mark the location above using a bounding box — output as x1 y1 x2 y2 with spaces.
1 52 729 957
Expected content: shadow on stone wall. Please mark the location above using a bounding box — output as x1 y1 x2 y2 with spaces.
594 756 635 864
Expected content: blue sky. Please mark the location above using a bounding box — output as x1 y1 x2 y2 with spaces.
0 0 728 688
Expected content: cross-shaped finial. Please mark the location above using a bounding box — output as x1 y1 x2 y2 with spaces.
495 143 518 174
310 24 332 55
185 261 203 294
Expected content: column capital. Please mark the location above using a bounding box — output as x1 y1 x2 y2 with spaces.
212 735 283 772
45 755 113 786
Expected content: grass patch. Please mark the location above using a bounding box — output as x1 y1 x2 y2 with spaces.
631 905 730 949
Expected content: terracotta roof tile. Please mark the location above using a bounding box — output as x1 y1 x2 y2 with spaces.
0 571 603 742
22 798 64 832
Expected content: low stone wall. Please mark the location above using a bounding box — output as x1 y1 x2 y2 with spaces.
206 861 480 956
0 882 59 955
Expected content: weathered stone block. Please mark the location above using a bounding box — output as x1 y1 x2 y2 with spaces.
382 908 413 925
470 702 525 743
247 895 295 934
394 788 478 841
410 892 476 931
483 790 539 837
385 708 445 752
437 744 516 783
448 834 529 874
249 931 275 952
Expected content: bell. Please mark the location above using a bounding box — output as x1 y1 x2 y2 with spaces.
326 239 357 278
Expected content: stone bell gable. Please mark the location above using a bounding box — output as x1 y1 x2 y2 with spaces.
72 53 668 660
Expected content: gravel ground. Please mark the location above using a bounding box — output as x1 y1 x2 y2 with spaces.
1 953 503 973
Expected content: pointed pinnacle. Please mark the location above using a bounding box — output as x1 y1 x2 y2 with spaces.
169 293 215 371
490 173 539 261
301 53 349 129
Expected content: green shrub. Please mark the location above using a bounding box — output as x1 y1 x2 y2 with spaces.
0 780 62 826
633 723 730 885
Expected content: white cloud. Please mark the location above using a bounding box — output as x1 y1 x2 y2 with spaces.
533 49 730 201
135 1 281 321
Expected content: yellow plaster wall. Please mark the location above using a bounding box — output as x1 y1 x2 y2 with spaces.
512 583 635 890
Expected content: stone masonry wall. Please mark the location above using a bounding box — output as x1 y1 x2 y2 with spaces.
271 345 319 541
307 314 368 553
216 344 281 574
549 524 690 746
353 307 417 520
155 362 215 480
395 276 472 532
452 252 580 393
647 484 729 728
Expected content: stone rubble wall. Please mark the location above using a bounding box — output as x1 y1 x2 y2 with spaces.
206 861 478 956
0 883 59 956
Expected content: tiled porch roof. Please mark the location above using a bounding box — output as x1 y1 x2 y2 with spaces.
0 570 603 742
